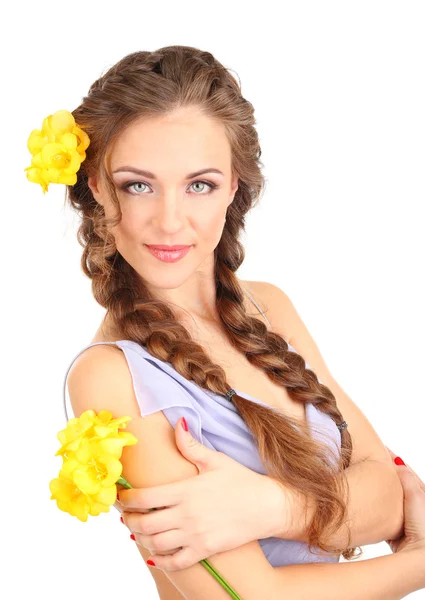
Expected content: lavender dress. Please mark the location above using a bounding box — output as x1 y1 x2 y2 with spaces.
63 292 342 566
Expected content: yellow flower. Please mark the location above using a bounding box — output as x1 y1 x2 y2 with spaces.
49 463 112 522
69 436 123 494
55 409 135 458
49 409 242 598
50 409 137 522
24 109 90 194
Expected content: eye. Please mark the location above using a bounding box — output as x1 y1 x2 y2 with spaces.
123 181 150 195
121 180 219 196
189 181 219 195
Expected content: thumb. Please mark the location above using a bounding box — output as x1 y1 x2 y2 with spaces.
175 417 222 474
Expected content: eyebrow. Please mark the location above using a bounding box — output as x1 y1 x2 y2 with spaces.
112 166 225 179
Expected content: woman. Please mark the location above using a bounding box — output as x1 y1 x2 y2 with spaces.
54 46 424 598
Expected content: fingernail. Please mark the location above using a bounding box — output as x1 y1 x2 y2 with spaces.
117 492 120 501
394 456 406 466
130 533 136 540
181 417 188 432
120 515 124 524
147 559 156 566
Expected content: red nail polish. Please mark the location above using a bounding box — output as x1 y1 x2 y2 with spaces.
182 417 188 431
130 533 136 540
120 515 124 523
394 456 406 466
147 559 156 566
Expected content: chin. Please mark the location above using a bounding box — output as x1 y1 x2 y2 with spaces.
139 268 194 291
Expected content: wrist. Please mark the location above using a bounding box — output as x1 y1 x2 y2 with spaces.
268 477 315 542
262 476 301 540
257 475 286 539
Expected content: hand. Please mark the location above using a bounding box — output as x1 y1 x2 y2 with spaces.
117 417 284 572
384 446 425 555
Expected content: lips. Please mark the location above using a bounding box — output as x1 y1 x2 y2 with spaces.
145 244 193 263
146 244 191 250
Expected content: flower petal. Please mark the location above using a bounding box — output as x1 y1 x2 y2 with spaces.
88 502 110 516
100 455 123 486
49 476 75 502
41 142 67 166
109 416 132 429
60 458 80 476
60 132 78 151
98 437 126 457
97 410 112 423
25 167 44 186
58 172 78 185
27 130 46 155
30 152 45 169
44 167 63 183
50 110 75 135
74 438 94 464
94 484 117 506
41 115 56 141
64 151 81 175
72 495 91 522
73 467 100 495
93 425 112 439
74 125 90 152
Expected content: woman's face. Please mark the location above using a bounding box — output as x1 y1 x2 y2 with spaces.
88 106 238 292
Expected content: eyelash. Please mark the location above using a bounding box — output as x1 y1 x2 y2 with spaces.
121 179 219 196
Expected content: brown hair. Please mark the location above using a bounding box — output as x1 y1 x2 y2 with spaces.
67 45 361 561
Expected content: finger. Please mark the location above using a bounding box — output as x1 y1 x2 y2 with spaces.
404 464 425 493
133 529 185 554
384 448 425 489
123 505 180 536
385 447 405 464
391 457 425 493
117 481 185 510
396 464 424 498
147 546 203 572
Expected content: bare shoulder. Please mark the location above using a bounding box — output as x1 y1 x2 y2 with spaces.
66 343 139 419
246 281 399 468
242 280 294 343
67 344 177 447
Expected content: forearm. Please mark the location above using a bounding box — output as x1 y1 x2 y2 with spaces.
274 459 404 550
271 548 425 600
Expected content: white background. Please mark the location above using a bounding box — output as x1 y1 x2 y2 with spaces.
2 1 424 598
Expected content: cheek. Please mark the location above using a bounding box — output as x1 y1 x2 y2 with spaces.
110 210 145 248
196 205 227 243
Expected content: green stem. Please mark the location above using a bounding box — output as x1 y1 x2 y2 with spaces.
116 476 243 599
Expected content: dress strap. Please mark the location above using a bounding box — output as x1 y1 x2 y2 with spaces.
243 286 272 329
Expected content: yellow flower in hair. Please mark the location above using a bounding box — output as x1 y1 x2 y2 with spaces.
24 109 90 194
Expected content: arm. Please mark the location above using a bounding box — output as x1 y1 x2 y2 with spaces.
274 458 404 549
271 548 425 600
68 344 425 600
252 281 405 549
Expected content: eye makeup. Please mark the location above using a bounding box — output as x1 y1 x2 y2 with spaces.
119 179 220 196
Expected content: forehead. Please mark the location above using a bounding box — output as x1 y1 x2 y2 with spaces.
110 107 231 174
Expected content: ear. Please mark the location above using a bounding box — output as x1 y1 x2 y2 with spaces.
87 175 104 206
228 175 239 206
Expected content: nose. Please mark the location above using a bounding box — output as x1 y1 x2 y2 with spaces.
152 192 186 233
